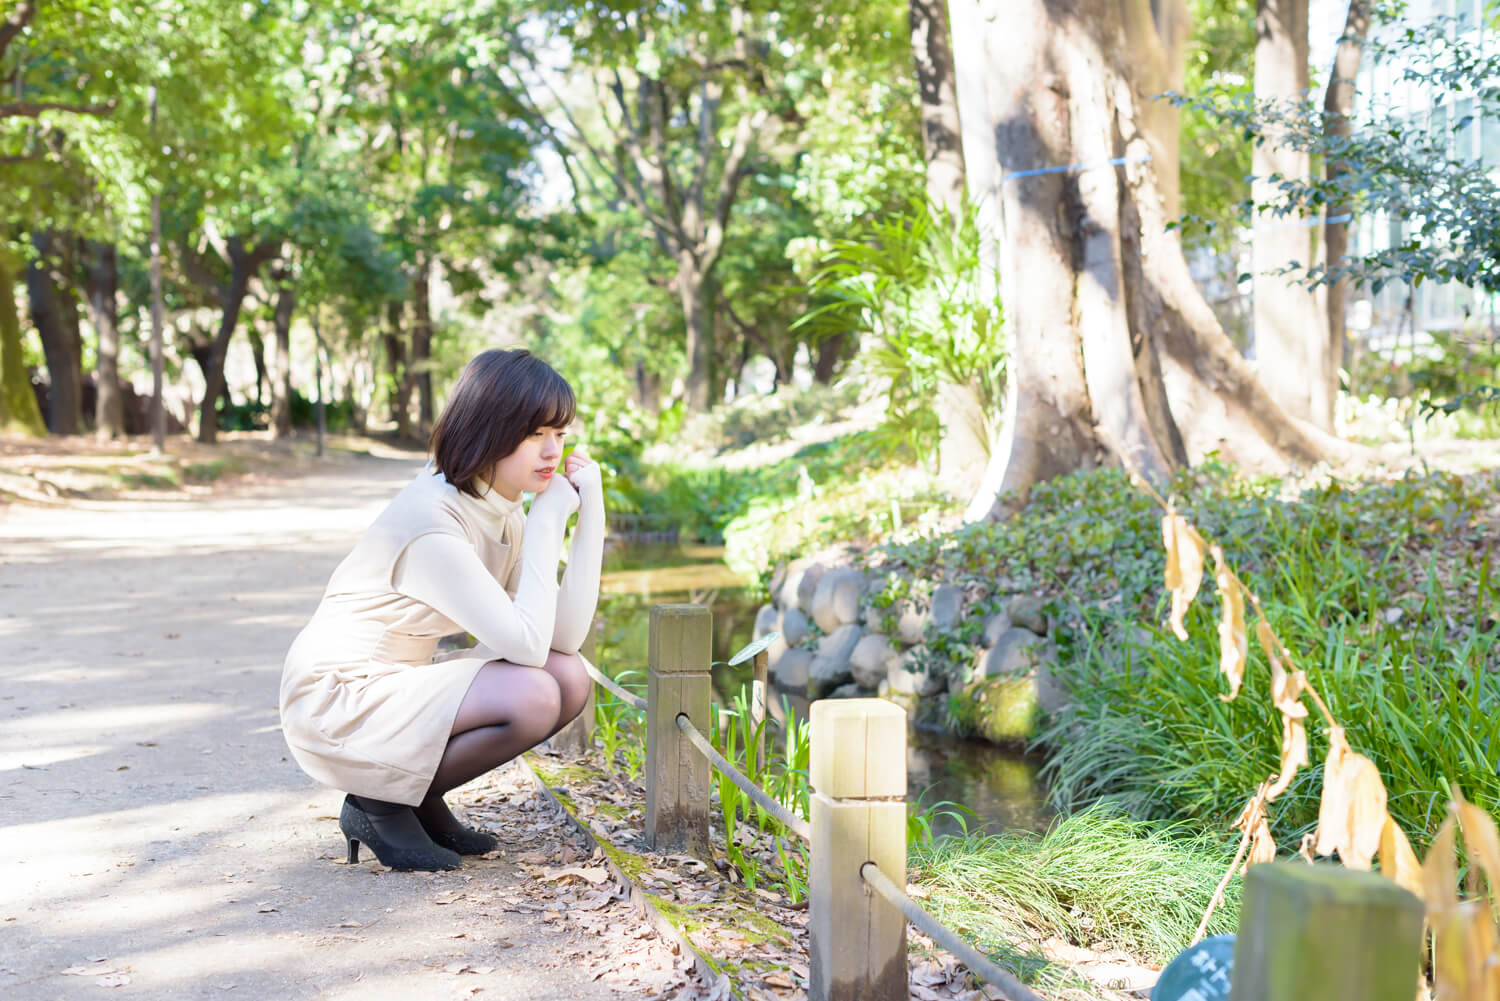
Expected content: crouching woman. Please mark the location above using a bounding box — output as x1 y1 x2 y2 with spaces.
279 348 603 871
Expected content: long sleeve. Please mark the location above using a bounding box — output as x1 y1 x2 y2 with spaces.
551 471 605 653
392 495 571 668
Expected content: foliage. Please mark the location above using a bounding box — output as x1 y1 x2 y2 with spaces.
1175 0 1255 255
1172 12 1500 296
845 462 1500 848
909 808 1241 976
1352 325 1500 436
796 200 1006 464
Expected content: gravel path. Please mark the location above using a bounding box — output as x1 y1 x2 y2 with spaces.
0 454 707 1001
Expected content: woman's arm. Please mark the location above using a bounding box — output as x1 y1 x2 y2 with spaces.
552 457 604 653
394 477 578 668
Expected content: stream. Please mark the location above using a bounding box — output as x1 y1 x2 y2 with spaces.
595 544 1053 839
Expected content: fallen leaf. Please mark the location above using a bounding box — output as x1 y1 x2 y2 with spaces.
542 865 610 886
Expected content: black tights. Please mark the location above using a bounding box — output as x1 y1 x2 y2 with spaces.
413 650 590 835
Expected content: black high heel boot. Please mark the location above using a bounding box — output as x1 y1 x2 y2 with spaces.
416 795 499 856
340 795 461 871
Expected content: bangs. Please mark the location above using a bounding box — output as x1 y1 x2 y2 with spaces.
521 372 577 432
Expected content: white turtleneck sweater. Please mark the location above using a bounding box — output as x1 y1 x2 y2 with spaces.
390 467 605 669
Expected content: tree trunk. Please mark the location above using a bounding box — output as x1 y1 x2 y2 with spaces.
27 232 83 435
949 0 1340 520
247 324 268 408
678 253 712 412
411 256 436 434
1321 0 1371 431
196 237 275 444
1253 0 1328 428
910 0 967 220
0 249 46 436
813 331 845 385
383 301 414 440
85 240 124 439
270 270 294 439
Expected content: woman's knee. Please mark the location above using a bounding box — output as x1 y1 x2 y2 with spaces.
453 663 562 737
544 650 590 720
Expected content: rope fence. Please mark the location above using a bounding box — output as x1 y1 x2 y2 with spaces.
579 653 647 711
674 712 812 842
859 862 1045 1001
559 605 1049 1001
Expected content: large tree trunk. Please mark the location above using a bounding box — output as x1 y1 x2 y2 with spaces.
910 0 967 220
1252 0 1329 428
27 232 83 435
1321 0 1371 432
912 0 990 491
411 256 435 434
270 269 295 439
195 237 276 444
949 0 1340 520
0 249 46 436
85 240 124 439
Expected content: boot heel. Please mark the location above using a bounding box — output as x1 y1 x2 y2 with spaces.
346 837 360 864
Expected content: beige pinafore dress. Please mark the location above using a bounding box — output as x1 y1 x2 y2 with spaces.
279 468 525 805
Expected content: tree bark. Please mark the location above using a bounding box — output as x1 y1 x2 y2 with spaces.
910 0 967 221
85 240 124 439
383 300 414 440
0 248 45 435
411 255 434 434
27 232 83 435
192 236 277 444
949 0 1341 520
1321 0 1371 431
678 252 713 411
270 267 294 439
1253 0 1328 428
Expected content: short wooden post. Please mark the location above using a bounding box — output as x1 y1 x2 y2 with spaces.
751 647 769 774
809 698 907 1001
1229 862 1425 1001
550 626 598 756
645 603 712 856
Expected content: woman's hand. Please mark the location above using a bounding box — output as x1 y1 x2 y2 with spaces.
533 463 580 517
563 448 603 499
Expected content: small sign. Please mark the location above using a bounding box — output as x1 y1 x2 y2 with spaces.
728 632 779 666
1151 934 1235 1001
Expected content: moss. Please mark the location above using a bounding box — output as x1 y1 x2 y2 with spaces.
949 675 1039 745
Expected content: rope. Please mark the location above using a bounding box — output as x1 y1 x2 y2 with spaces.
580 654 647 711
860 862 1046 1001
674 713 813 843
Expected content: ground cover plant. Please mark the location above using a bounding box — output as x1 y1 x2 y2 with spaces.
856 462 1499 849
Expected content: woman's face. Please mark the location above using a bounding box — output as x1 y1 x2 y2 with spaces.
488 425 568 501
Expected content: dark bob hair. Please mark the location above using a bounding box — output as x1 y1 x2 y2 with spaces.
430 349 576 497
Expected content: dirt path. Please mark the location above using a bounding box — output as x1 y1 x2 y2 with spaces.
0 453 711 1001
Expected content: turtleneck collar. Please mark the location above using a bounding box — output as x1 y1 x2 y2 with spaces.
441 468 524 529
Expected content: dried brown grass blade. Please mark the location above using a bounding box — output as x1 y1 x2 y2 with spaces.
1162 514 1204 641
1379 813 1424 899
1212 548 1247 701
1266 713 1307 802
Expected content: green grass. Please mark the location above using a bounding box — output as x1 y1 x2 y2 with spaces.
909 808 1240 985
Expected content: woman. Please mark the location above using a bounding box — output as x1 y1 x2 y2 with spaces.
279 349 604 871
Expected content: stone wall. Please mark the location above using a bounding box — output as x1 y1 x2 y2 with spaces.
753 555 1067 745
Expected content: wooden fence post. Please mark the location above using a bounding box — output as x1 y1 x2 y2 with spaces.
809 698 907 1001
550 626 597 756
1229 862 1425 1001
645 603 712 856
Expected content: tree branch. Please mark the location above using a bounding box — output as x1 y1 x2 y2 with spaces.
701 107 768 273
0 2 35 64
0 99 116 120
